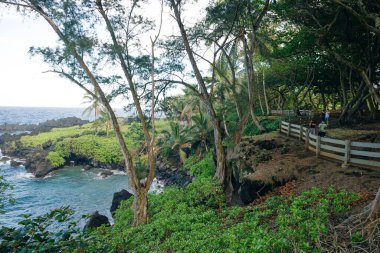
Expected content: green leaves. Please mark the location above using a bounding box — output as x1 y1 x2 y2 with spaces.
0 207 85 252
46 151 66 167
0 177 361 252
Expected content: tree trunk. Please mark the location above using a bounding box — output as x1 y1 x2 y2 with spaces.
169 0 226 184
223 113 230 137
263 70 270 115
339 67 348 107
251 111 264 132
258 92 265 116
347 88 370 120
133 189 149 226
213 120 226 184
242 33 264 132
234 110 250 144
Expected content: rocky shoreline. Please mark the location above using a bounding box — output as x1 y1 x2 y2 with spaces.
0 117 90 135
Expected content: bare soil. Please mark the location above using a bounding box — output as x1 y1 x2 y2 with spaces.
242 132 380 206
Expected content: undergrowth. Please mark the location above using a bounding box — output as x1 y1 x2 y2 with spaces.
0 177 363 252
87 184 360 253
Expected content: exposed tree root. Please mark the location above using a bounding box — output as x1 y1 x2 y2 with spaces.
319 201 380 253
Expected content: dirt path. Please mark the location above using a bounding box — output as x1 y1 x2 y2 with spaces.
242 132 380 205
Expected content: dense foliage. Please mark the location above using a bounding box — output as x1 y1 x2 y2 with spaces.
0 0 378 251
0 178 360 252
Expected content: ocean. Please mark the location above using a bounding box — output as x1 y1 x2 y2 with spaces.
0 106 140 228
0 106 127 125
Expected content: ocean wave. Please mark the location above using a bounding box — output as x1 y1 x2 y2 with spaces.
149 178 164 194
11 172 35 180
109 170 127 175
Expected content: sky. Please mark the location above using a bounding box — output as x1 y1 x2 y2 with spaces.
0 2 209 108
0 12 87 107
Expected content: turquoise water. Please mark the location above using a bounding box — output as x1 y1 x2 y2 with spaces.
0 161 130 228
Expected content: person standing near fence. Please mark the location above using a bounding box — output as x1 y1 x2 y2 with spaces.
309 119 316 135
324 109 330 125
318 121 327 137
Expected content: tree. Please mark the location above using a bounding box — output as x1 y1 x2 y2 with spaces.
275 0 380 123
167 0 227 187
161 122 192 164
0 0 164 226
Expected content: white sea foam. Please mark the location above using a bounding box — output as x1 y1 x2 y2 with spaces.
109 170 127 175
0 159 12 166
149 178 164 194
12 172 34 179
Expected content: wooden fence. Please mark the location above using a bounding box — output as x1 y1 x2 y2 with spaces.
272 110 313 117
279 121 380 169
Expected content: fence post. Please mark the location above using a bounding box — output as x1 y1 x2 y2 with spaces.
287 123 291 137
299 126 303 141
316 136 321 157
279 121 282 133
305 129 310 150
342 140 351 169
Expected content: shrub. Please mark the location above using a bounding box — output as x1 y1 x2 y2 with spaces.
0 207 86 252
54 135 123 165
184 152 215 179
254 152 272 163
243 117 281 136
87 186 360 253
280 144 290 154
46 151 65 168
20 125 92 148
0 181 361 252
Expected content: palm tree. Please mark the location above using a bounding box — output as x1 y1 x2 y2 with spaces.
191 110 213 155
81 90 104 122
81 90 107 135
161 122 192 164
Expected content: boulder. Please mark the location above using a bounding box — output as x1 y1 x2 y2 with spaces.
83 211 110 231
99 170 114 178
0 156 10 163
24 151 55 178
110 189 133 217
10 159 24 167
34 160 55 178
165 172 192 187
156 165 192 188
83 165 92 171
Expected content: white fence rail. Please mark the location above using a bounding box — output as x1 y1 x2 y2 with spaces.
280 121 380 168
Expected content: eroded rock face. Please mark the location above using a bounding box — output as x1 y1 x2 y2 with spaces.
24 151 55 178
110 189 133 217
156 166 192 187
10 159 25 167
226 138 296 204
83 211 110 231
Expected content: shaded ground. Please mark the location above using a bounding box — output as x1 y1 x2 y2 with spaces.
240 132 380 206
238 131 380 252
328 123 380 142
282 114 380 142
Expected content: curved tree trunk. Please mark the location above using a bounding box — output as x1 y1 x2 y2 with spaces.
169 0 226 184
